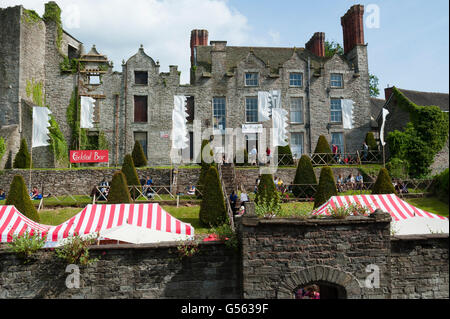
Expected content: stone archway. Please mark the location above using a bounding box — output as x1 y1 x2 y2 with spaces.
276 265 363 299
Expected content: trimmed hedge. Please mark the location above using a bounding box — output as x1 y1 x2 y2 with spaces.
278 144 294 166
313 167 337 209
6 175 40 222
132 140 147 167
292 155 317 198
121 154 140 199
432 169 449 204
13 139 31 169
197 140 214 198
255 174 278 206
371 168 396 195
199 166 227 227
107 171 132 204
365 132 378 151
313 135 333 164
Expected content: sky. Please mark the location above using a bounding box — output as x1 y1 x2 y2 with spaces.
2 0 449 95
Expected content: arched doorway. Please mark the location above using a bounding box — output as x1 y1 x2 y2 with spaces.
294 281 347 299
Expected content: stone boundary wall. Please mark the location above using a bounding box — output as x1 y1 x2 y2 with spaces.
390 235 449 299
0 242 240 299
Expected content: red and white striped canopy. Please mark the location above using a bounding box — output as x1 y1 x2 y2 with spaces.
312 194 448 221
0 206 50 243
46 203 194 244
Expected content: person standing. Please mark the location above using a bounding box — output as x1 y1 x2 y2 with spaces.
250 146 258 166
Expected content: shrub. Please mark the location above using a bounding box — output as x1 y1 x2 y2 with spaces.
278 144 294 166
121 154 140 199
210 223 238 250
13 139 31 169
55 233 99 266
8 231 47 263
197 140 214 198
132 140 147 167
371 168 396 195
107 171 132 204
255 193 281 219
365 132 378 151
199 166 227 227
386 158 409 179
432 169 449 204
6 175 40 222
313 135 333 164
255 174 280 208
313 167 337 209
4 151 13 169
292 155 317 198
0 137 6 162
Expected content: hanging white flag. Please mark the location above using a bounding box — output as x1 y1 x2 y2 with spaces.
272 108 289 147
80 96 96 129
258 91 271 122
342 99 355 129
380 108 390 146
269 90 281 110
171 96 189 150
32 107 52 148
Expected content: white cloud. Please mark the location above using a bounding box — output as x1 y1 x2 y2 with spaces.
1 0 265 83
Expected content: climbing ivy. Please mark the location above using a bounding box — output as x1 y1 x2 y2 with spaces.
22 9 43 26
0 137 6 162
26 79 69 166
387 87 449 178
43 2 63 51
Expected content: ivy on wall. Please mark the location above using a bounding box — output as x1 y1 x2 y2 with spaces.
26 79 69 167
0 137 6 162
42 2 63 51
387 87 449 178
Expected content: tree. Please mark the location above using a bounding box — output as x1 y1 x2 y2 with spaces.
313 135 333 164
6 175 40 222
292 155 317 198
121 154 140 199
365 132 378 151
199 166 227 227
197 139 214 198
13 139 31 169
371 168 396 195
313 167 337 209
107 171 132 204
369 74 380 98
324 40 344 57
132 140 147 167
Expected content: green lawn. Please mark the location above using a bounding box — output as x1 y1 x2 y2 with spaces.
405 197 449 218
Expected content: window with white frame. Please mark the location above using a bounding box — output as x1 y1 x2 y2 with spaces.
332 132 344 154
330 73 343 88
213 97 226 132
290 97 303 124
245 72 259 86
331 99 343 123
245 97 258 123
289 73 303 87
291 133 304 159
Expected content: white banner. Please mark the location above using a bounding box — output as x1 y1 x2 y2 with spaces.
342 99 355 129
80 96 96 129
258 91 271 122
32 106 52 148
380 108 390 146
272 108 288 147
171 96 189 150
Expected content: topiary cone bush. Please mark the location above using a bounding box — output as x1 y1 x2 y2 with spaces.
313 135 333 165
199 166 227 227
121 154 140 200
107 171 132 204
371 168 396 195
313 166 338 209
365 132 378 151
278 144 294 166
197 139 215 199
132 140 147 167
255 174 279 205
292 155 318 198
6 175 40 222
13 139 31 169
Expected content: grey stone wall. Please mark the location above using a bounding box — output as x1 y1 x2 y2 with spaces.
0 242 240 299
390 235 449 299
0 125 20 169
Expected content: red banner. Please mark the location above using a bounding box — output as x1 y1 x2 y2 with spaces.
70 150 109 163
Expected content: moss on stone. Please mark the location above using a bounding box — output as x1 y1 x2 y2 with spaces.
43 2 63 51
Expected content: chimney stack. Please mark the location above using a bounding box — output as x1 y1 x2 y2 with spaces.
305 32 325 57
341 5 365 55
190 29 209 67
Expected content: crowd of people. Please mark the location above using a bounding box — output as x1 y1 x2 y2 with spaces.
336 173 364 192
229 187 249 216
295 285 321 299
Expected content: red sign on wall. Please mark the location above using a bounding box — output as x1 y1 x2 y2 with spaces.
70 150 109 163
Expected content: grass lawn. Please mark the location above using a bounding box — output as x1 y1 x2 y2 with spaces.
405 197 449 218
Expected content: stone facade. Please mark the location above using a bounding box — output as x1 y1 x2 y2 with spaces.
1 2 373 168
0 212 448 299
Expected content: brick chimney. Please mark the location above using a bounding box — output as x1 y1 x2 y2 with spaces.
190 29 209 67
341 5 365 55
385 87 394 101
305 32 325 57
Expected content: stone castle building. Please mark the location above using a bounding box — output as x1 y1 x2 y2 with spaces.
1 2 373 168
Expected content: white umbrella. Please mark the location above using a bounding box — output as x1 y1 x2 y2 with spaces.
392 217 449 236
99 224 193 244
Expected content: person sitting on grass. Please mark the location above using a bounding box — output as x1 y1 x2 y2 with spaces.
30 187 42 200
355 173 364 190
